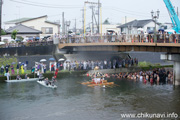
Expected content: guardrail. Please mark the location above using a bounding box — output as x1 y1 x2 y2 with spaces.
59 34 180 44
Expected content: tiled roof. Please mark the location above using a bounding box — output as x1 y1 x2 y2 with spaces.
6 24 42 34
117 19 154 28
5 18 32 24
5 15 47 24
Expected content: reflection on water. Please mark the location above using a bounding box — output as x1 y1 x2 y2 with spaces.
0 76 180 120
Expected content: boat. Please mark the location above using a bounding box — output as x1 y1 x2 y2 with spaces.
81 80 108 85
81 66 115 87
87 82 114 87
5 78 39 83
37 80 57 89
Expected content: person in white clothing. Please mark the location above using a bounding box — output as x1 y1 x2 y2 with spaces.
6 71 10 81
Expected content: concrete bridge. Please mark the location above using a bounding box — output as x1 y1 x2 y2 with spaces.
59 42 180 53
57 35 180 85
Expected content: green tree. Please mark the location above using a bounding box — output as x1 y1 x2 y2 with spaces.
11 30 18 40
1 29 6 35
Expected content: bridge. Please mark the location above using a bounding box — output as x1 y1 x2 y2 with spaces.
58 34 180 53
58 34 180 85
59 42 180 53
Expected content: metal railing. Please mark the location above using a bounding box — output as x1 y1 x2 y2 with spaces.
59 34 180 44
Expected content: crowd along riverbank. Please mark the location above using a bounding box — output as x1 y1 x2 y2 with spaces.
0 65 173 83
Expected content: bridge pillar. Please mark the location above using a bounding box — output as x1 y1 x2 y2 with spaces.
174 61 180 85
161 54 180 85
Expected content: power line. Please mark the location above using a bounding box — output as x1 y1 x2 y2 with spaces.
104 6 168 17
22 0 81 7
103 7 168 18
9 0 82 8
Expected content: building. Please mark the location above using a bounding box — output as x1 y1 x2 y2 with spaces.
85 19 121 35
4 15 60 38
117 19 160 34
2 24 42 42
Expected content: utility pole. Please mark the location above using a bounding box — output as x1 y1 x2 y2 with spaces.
84 1 101 34
59 19 61 35
125 16 127 24
74 18 76 34
90 6 94 34
62 12 65 35
81 9 84 35
0 0 2 41
98 0 100 34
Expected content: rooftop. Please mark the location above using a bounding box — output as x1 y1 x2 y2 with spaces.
6 24 42 34
117 19 155 28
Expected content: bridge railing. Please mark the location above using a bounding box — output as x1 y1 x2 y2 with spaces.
59 34 180 44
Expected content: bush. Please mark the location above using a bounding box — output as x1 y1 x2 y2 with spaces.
138 61 153 67
0 56 18 68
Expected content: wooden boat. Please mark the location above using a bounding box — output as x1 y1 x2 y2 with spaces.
81 80 107 85
87 82 114 87
37 81 57 89
5 78 39 83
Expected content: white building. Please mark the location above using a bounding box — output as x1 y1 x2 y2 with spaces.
117 19 160 34
101 24 120 34
87 19 121 35
4 15 60 38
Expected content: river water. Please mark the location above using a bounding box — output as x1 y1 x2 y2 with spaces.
0 75 180 120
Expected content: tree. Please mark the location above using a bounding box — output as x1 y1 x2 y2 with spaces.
1 29 6 35
11 30 18 40
103 18 110 25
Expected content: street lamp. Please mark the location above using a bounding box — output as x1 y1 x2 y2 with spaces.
151 9 160 43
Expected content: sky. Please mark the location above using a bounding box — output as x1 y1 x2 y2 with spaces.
2 0 180 29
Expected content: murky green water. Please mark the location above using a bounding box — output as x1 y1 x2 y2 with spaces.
0 75 180 120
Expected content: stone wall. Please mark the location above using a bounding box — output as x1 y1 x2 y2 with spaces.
0 45 55 56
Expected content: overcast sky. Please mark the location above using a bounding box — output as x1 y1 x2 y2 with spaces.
2 0 180 29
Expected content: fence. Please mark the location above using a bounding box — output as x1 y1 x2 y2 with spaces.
59 34 180 44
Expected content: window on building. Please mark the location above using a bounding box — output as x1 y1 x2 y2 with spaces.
41 27 53 34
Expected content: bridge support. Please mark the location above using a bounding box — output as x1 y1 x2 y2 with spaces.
161 54 180 85
174 61 180 85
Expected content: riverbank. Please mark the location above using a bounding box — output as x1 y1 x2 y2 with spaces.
0 70 87 83
0 65 173 83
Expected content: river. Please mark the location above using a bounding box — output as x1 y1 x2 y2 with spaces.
0 75 180 120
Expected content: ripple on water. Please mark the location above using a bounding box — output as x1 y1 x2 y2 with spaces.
0 76 180 120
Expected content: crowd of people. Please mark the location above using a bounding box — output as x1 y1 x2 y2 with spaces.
0 58 138 77
59 31 180 44
0 62 28 76
106 68 173 85
0 62 29 80
60 58 138 71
